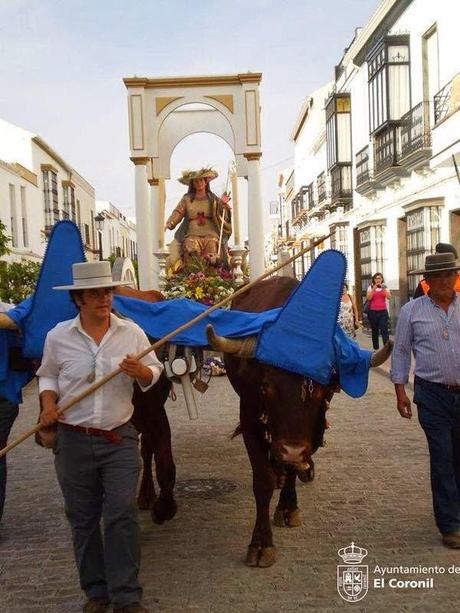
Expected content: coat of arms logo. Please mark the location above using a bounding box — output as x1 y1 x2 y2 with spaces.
337 542 369 602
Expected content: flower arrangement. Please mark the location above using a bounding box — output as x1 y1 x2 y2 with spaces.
163 258 236 306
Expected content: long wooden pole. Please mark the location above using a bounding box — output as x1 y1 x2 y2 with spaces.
0 232 332 458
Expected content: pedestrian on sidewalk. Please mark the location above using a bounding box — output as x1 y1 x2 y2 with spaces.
37 261 163 613
338 283 359 339
366 272 390 349
413 243 460 298
390 252 460 549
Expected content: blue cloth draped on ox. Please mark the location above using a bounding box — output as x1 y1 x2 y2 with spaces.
2 221 372 402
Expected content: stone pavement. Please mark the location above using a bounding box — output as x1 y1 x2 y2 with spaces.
1 366 459 613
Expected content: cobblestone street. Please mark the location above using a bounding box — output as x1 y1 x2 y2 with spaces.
1 365 460 613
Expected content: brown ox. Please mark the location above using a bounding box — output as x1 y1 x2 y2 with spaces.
115 285 178 524
207 276 336 567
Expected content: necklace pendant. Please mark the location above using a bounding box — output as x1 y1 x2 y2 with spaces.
442 329 449 340
87 371 96 383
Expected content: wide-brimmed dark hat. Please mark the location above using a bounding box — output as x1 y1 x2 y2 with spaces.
411 252 460 275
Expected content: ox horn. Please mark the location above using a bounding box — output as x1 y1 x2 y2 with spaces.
0 313 19 331
370 340 393 367
206 324 256 358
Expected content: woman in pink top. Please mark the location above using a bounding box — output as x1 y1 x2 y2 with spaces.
366 272 391 349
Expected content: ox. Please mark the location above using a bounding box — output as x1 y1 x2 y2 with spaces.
207 275 353 567
114 285 178 524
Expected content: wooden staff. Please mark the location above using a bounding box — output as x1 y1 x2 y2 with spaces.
0 232 333 459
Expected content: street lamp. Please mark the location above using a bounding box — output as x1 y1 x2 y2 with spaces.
94 213 105 261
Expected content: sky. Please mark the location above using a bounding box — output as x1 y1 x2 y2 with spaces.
0 0 377 238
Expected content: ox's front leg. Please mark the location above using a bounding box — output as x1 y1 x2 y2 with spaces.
151 406 177 524
242 427 277 567
138 432 156 510
274 470 301 527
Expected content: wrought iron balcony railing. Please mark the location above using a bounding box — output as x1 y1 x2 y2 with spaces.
356 146 370 186
331 164 352 202
434 77 455 124
374 124 400 174
400 101 431 158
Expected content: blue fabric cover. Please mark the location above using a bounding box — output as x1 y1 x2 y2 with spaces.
2 221 372 402
255 250 371 397
112 296 279 345
0 221 85 403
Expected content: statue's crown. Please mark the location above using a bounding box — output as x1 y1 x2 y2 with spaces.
338 542 368 564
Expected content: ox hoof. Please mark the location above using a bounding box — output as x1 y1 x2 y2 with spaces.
298 465 315 483
258 546 277 567
245 546 260 567
245 546 277 567
151 494 178 524
273 508 302 527
286 509 301 527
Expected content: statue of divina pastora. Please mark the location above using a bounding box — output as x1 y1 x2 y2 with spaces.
165 167 232 272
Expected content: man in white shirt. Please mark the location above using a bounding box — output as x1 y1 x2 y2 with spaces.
38 261 163 613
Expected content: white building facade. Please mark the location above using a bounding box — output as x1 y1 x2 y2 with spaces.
0 118 98 263
96 201 137 262
276 0 460 323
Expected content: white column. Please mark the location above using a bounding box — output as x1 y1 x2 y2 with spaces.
134 160 154 289
149 179 160 287
246 155 265 279
231 170 241 246
158 178 166 249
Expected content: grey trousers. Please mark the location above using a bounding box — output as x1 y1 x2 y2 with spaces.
54 422 142 608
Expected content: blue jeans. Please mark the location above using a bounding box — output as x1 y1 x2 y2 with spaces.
0 397 19 522
414 379 460 534
54 422 142 608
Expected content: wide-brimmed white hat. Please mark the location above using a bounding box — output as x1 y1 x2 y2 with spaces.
53 262 132 290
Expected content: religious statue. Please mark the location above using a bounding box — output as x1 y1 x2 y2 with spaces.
165 168 232 272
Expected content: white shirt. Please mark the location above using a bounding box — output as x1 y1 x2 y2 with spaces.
37 313 163 430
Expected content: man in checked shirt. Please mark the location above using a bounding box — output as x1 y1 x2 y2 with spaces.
391 252 460 549
38 261 163 613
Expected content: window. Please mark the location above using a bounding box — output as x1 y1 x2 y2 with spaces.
307 183 314 210
42 169 59 228
20 186 28 247
367 36 411 134
422 26 439 126
317 172 327 203
331 224 348 260
356 146 370 185
326 94 352 168
9 184 18 247
63 183 76 221
406 206 440 296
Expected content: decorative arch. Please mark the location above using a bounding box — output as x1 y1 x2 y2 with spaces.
124 73 265 288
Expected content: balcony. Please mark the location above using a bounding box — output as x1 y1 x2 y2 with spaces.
431 74 460 169
373 123 410 184
330 164 352 208
355 145 383 196
398 102 431 171
291 206 308 228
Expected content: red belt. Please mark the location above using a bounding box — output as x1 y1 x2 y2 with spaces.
59 422 123 444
